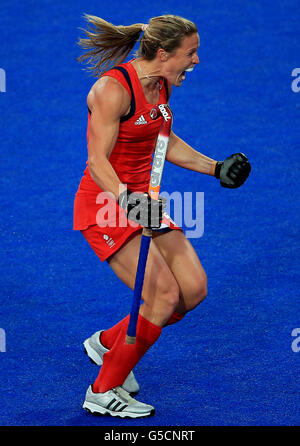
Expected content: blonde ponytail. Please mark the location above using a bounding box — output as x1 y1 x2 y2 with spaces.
77 15 144 77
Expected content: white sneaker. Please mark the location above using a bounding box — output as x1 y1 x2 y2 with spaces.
83 385 154 418
83 330 140 395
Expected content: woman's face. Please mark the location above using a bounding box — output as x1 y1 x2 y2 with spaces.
163 33 200 87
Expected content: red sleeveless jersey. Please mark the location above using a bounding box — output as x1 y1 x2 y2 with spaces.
73 60 169 230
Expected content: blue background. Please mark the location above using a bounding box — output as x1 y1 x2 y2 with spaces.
0 0 299 426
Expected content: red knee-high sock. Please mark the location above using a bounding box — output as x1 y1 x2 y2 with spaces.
93 315 161 393
100 315 130 349
164 311 185 326
100 311 183 351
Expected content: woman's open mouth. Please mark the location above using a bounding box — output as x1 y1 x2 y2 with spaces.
180 66 194 81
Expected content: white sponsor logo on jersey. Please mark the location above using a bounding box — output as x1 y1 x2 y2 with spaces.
134 115 148 125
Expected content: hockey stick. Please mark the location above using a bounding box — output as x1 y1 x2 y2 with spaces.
126 104 173 344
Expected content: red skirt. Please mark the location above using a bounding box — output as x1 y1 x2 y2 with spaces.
80 212 182 262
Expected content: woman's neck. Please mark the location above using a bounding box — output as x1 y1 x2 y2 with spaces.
133 58 163 92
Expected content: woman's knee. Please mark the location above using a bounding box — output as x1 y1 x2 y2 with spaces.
141 274 180 326
185 270 208 310
157 276 180 312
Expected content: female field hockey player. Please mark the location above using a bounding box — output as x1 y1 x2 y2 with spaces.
73 14 251 418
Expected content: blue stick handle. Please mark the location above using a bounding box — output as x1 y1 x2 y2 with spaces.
126 229 152 344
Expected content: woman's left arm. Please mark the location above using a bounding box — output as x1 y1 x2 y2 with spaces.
166 130 217 176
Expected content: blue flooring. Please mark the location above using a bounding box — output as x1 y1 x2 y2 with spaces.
0 0 299 426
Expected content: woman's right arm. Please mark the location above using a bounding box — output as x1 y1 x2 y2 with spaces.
87 77 130 199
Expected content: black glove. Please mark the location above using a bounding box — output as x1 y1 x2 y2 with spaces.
118 189 166 228
214 153 251 188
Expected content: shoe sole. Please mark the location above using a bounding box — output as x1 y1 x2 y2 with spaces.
83 401 155 419
83 339 103 366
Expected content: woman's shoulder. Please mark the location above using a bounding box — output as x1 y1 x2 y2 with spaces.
87 75 131 113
